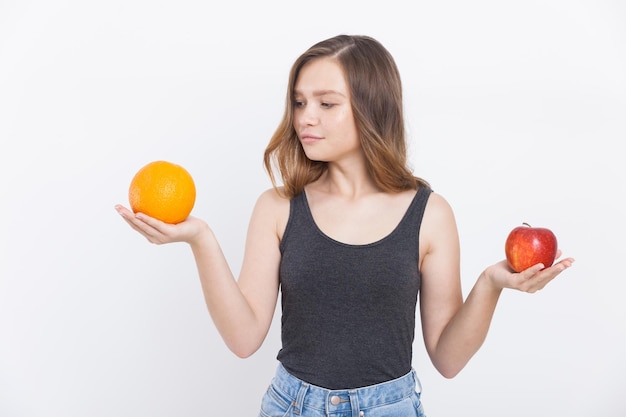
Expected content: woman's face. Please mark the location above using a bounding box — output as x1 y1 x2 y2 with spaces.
293 57 361 164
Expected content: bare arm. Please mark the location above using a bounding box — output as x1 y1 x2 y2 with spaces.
418 193 575 378
115 188 288 358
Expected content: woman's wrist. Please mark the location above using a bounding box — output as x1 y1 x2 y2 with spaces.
187 221 214 248
478 266 505 294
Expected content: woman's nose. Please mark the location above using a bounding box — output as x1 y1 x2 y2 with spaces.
297 105 319 126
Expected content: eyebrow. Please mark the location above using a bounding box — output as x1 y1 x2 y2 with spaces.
293 89 347 98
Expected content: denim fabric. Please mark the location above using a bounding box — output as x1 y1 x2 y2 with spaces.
258 364 426 417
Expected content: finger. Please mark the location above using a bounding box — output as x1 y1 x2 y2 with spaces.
115 206 143 231
556 257 575 268
512 263 547 292
115 205 160 232
543 257 575 275
523 258 575 292
115 205 168 243
121 214 162 242
518 263 545 279
134 212 169 230
114 204 133 217
133 213 180 243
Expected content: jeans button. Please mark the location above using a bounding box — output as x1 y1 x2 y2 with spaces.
330 395 341 406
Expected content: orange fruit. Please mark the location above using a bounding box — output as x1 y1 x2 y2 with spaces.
128 160 196 224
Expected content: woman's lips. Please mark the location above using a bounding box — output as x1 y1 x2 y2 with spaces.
300 134 322 144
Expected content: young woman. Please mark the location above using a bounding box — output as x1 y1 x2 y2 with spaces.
115 34 574 417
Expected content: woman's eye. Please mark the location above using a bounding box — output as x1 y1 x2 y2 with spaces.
293 100 305 108
321 102 335 108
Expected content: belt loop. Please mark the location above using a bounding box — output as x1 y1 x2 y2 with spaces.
413 369 422 394
293 382 309 415
348 389 360 417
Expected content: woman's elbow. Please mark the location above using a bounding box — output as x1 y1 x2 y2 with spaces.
432 357 467 379
227 337 264 359
438 366 462 379
232 349 256 359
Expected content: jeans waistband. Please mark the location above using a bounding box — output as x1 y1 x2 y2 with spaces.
271 364 421 414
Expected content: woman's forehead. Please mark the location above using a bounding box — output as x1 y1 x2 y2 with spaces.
294 58 348 96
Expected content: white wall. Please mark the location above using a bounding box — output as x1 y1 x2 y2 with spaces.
1 1 624 415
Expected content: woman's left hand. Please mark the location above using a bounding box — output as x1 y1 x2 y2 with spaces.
485 250 575 293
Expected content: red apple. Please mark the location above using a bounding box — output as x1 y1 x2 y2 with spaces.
505 223 558 272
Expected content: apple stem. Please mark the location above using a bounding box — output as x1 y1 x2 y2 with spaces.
522 222 531 227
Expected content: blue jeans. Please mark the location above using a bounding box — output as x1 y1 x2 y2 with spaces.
258 364 426 417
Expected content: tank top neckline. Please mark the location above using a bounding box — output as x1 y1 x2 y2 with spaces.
299 187 424 248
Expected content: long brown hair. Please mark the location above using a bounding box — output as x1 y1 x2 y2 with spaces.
263 34 429 198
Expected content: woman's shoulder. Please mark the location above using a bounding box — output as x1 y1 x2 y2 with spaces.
422 190 457 231
256 186 291 207
252 186 291 227
252 187 291 239
423 189 452 210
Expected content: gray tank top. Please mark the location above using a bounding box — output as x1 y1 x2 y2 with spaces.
277 186 432 389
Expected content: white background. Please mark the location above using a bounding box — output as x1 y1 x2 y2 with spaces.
1 0 625 416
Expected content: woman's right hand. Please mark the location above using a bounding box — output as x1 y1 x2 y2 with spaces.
114 204 209 246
